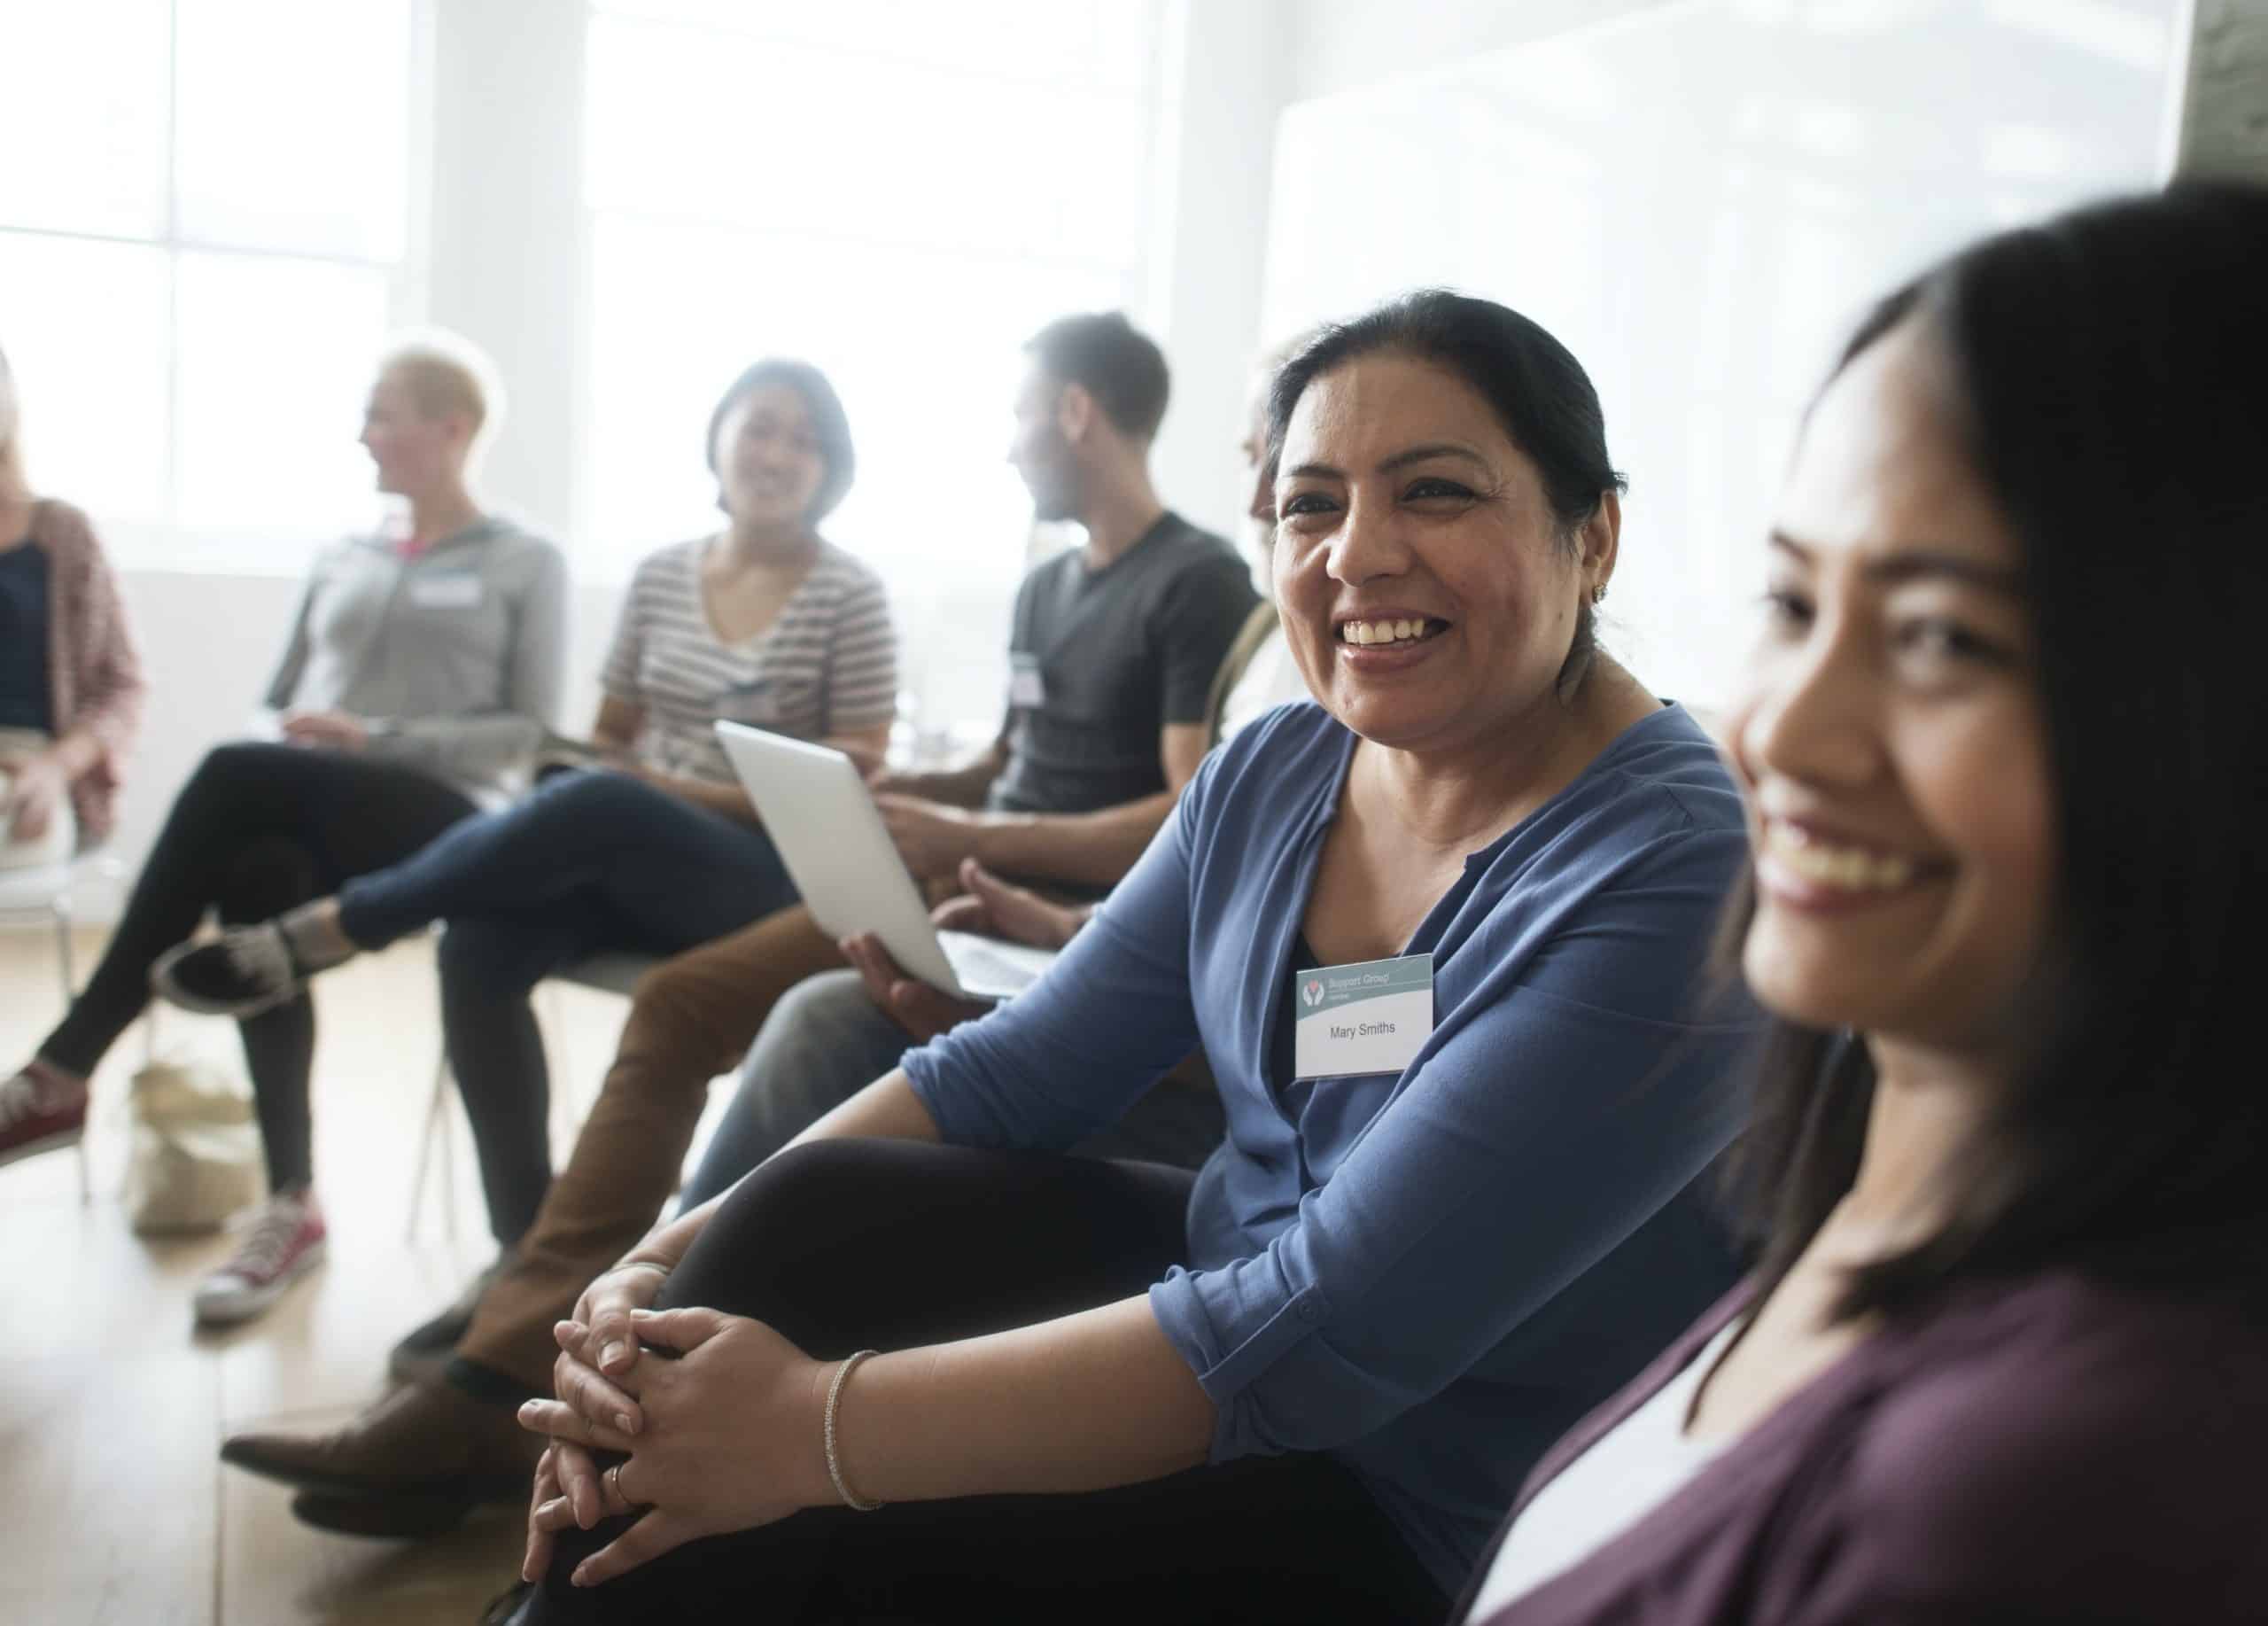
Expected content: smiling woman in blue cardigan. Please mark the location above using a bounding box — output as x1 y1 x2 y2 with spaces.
501 292 1760 1625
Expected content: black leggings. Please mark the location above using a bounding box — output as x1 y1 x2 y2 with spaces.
39 742 476 1195
522 1140 1447 1625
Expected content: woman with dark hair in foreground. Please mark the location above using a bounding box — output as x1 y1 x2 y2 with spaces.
495 291 1760 1622
1457 183 2268 1625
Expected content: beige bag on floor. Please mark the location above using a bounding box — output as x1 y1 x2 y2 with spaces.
125 1057 265 1235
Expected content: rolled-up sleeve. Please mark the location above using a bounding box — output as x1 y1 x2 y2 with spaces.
1151 829 1753 1463
903 766 1210 1149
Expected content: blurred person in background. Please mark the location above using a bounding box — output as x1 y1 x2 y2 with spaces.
677 331 1321 1209
0 338 145 877
3 332 557 1332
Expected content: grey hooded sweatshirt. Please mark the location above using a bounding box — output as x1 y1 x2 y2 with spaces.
263 517 566 805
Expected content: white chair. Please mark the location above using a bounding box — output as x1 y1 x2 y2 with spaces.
0 851 127 1201
406 948 656 1241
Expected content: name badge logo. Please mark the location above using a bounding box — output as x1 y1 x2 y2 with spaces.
1301 978 1324 1008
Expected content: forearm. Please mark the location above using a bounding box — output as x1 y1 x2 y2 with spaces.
370 712 544 781
887 742 1007 808
968 790 1177 889
834 1295 1213 1504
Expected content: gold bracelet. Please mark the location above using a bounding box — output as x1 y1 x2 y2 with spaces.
823 1350 884 1512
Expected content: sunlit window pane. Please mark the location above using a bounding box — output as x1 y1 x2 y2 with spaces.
175 0 411 261
0 0 170 238
586 213 1121 727
586 16 1148 264
174 252 391 539
591 0 1152 88
0 233 171 525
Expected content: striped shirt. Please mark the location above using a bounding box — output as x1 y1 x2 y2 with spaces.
600 536 897 786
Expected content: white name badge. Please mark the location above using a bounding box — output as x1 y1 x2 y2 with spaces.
1292 953 1434 1080
410 572 483 609
1008 651 1046 709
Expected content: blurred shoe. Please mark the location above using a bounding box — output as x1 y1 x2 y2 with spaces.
152 922 303 1017
477 1581 533 1624
291 1484 494 1541
222 1374 541 1513
389 1249 515 1388
192 1189 327 1326
0 1061 87 1170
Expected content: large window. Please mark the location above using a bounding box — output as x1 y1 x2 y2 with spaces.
0 0 415 567
581 0 1175 735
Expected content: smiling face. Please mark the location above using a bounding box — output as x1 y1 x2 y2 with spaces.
1728 319 2055 1051
359 367 466 497
1272 350 1606 754
713 382 826 530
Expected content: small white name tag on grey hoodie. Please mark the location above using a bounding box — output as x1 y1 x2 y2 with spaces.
409 572 483 609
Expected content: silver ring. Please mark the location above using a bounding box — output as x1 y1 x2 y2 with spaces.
609 1463 627 1503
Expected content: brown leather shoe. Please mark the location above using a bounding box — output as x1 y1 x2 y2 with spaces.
221 1378 540 1505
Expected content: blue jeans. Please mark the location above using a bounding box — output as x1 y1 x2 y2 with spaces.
338 769 796 1243
680 969 1230 1210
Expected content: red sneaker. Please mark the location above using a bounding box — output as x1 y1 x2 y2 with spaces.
194 1190 328 1325
0 1063 88 1170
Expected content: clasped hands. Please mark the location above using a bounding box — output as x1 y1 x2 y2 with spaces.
515 1260 835 1589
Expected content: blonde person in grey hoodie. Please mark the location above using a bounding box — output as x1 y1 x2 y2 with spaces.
0 333 566 1330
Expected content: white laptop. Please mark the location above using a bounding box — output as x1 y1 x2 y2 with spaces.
714 721 1060 1002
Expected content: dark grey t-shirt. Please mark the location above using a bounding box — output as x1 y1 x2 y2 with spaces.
989 511 1257 816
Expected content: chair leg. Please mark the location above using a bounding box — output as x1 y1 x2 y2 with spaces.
408 1049 459 1243
50 902 89 1205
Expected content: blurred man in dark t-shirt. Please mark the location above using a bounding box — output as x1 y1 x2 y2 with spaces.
871 311 1255 890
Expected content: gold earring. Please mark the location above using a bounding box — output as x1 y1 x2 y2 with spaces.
1592 583 1608 604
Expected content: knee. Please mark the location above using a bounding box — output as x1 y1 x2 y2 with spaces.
182 742 282 806
435 918 548 999
214 836 317 922
707 1138 889 1244
763 969 873 1050
521 767 656 831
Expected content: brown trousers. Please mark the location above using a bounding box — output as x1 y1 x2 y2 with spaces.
453 904 844 1389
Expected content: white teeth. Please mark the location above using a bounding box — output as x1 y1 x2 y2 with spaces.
1340 619 1435 646
1764 824 1919 891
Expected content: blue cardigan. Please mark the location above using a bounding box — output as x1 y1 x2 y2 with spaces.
905 700 1759 1591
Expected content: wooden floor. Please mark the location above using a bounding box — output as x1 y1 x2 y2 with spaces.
0 925 645 1625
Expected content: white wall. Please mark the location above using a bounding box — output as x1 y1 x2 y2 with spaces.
1146 0 1293 541
1257 0 2180 713
1285 0 1674 99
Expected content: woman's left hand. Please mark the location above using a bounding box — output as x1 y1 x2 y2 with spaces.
517 1306 837 1587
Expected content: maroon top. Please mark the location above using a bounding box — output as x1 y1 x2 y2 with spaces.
1458 1269 2268 1625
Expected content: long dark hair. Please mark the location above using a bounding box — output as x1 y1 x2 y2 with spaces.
1266 289 1627 696
1730 183 2268 1320
705 357 856 523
